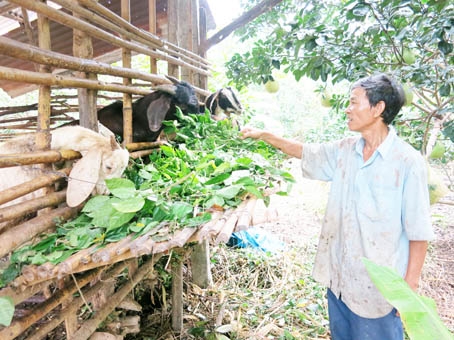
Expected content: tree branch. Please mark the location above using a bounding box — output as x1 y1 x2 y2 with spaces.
201 0 284 52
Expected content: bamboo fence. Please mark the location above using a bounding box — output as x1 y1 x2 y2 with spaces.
0 1 273 338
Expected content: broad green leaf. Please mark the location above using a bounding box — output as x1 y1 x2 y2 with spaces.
185 212 212 227
245 185 264 199
112 196 145 213
217 185 242 199
107 211 135 232
212 162 232 175
236 157 252 167
91 201 117 228
82 195 111 214
362 258 453 340
170 201 193 220
204 173 231 185
0 296 14 326
106 178 137 199
233 176 255 186
205 195 225 208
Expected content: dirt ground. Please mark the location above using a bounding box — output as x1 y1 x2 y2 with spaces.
258 158 454 332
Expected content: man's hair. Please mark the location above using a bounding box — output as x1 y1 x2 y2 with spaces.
352 73 405 125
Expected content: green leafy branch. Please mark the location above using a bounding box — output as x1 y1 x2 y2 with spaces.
0 110 294 288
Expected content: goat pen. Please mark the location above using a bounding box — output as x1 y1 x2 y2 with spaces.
0 1 282 339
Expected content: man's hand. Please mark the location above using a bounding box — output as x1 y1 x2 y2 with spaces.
239 127 265 140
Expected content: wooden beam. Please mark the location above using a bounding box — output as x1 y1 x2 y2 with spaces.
201 0 284 52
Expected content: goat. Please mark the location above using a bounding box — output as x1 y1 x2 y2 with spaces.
97 77 199 142
0 126 130 208
204 87 243 121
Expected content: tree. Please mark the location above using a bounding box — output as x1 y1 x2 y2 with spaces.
225 0 453 154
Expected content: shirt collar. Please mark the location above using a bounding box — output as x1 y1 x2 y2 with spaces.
355 126 396 160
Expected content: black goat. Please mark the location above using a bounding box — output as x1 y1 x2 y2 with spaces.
204 87 243 121
97 78 199 142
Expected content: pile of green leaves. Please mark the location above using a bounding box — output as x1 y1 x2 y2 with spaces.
0 111 294 288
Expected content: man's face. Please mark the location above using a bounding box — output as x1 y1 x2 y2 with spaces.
345 87 378 132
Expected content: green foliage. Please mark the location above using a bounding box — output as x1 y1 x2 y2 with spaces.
226 0 454 153
363 258 453 340
0 296 14 327
0 111 294 287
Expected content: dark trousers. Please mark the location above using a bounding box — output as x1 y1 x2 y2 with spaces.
327 289 404 340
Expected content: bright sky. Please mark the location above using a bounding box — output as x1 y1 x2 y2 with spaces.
206 0 242 28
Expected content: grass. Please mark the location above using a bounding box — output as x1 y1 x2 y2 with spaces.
205 244 330 339
129 242 330 340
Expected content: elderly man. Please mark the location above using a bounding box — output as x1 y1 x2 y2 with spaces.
239 73 434 340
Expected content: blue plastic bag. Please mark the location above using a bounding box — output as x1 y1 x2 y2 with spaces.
228 227 286 253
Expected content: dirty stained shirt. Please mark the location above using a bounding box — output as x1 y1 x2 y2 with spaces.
301 127 434 318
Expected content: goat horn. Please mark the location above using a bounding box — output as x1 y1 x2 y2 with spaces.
165 75 181 85
153 84 177 95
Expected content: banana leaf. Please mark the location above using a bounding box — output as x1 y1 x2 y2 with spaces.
362 258 453 340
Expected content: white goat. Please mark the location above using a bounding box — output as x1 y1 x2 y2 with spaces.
0 126 130 208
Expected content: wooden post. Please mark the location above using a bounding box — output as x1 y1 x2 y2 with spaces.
121 0 133 144
149 0 158 74
190 0 212 289
190 239 213 288
167 0 179 78
178 0 193 82
171 257 183 333
36 0 51 151
73 2 98 131
198 3 208 91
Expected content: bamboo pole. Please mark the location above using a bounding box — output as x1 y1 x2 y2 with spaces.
152 227 197 254
26 261 131 340
36 0 52 148
0 150 80 167
0 65 152 96
216 201 248 244
0 190 66 223
0 205 82 259
8 0 210 76
149 0 158 74
129 148 159 159
235 198 257 231
0 265 108 340
121 0 133 145
0 279 52 305
0 168 71 206
71 255 162 340
125 140 165 152
0 36 173 86
188 212 222 243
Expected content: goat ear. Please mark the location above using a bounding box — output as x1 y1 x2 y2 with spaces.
110 135 119 150
146 96 172 132
66 149 101 207
206 90 219 112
